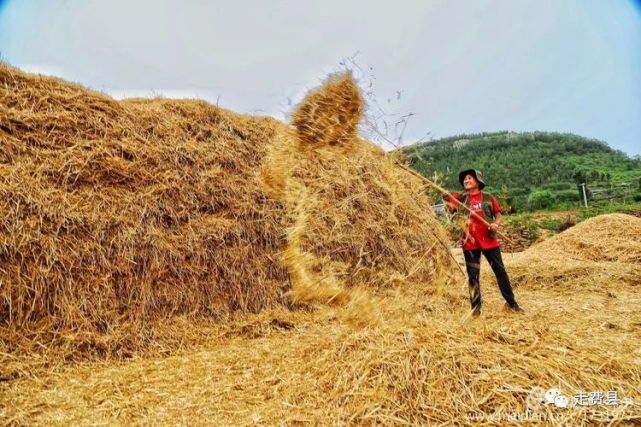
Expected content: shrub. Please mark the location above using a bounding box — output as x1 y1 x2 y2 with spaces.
555 189 580 202
505 214 539 241
527 190 555 210
538 217 561 232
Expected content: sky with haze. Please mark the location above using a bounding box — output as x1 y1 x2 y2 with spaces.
1 0 640 155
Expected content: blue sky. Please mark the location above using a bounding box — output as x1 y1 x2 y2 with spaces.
1 0 640 155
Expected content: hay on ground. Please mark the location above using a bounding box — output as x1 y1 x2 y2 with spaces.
2 282 640 425
497 214 641 288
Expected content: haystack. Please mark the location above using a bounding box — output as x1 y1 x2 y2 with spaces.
0 64 454 357
503 214 641 287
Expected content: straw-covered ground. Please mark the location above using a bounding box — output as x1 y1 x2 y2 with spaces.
1 64 640 425
2 257 640 425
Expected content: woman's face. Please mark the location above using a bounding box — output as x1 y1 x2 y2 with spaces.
463 174 479 191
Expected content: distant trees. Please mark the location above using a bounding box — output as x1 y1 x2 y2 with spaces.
572 169 587 184
406 131 638 191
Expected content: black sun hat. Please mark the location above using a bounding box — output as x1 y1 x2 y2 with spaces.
458 169 486 190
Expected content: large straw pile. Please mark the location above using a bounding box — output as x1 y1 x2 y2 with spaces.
499 214 641 288
0 64 455 359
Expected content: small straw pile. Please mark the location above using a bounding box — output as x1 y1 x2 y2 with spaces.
0 64 456 362
500 214 641 288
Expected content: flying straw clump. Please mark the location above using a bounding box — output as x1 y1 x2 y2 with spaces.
291 73 364 148
268 74 456 307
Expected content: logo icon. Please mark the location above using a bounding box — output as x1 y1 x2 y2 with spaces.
544 388 569 408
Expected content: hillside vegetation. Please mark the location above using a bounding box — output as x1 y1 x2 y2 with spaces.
404 131 641 211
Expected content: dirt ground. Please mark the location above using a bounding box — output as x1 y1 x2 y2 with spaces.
1 262 640 426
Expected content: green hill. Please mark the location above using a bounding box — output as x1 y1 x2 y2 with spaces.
403 131 641 212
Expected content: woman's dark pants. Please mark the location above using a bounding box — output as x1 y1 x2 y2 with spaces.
463 247 518 312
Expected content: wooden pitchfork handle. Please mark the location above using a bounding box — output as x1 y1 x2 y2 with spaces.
395 162 515 245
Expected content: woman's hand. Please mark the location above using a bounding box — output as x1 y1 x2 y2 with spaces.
444 194 459 212
488 223 500 232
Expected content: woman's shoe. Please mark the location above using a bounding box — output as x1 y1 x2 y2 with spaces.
505 302 524 313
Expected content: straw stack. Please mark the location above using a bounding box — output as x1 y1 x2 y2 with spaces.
0 64 455 358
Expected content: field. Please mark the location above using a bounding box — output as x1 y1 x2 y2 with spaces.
1 63 640 425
